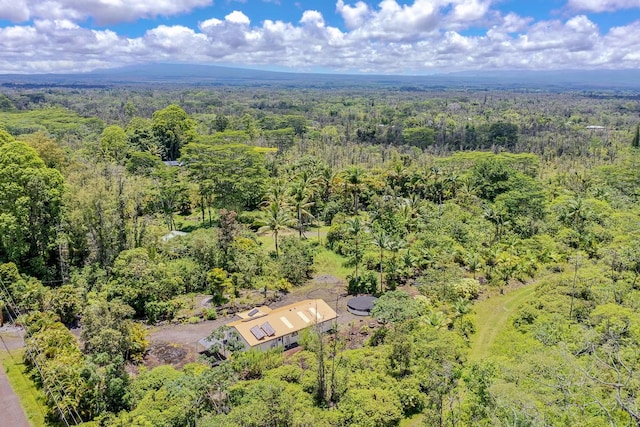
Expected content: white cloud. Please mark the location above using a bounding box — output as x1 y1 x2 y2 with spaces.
348 0 440 41
0 0 213 25
1 0 640 74
300 10 324 26
336 0 499 42
225 11 250 25
500 12 532 33
336 0 370 29
567 0 640 13
451 0 491 22
0 0 30 22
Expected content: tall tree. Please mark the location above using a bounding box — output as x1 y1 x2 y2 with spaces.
152 104 197 161
260 200 294 257
19 131 66 170
182 142 269 211
346 217 367 283
371 227 390 293
152 166 187 231
290 170 318 238
343 166 366 215
99 125 129 164
0 140 64 278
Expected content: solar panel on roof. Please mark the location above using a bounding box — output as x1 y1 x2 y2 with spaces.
248 308 259 317
261 322 276 336
250 325 265 340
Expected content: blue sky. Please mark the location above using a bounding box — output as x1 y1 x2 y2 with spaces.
0 0 639 74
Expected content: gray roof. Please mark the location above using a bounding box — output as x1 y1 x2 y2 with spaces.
347 296 378 312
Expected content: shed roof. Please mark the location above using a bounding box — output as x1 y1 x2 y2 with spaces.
162 230 187 242
229 299 337 347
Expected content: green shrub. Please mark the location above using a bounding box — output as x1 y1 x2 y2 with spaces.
453 278 481 300
347 270 378 295
145 300 180 324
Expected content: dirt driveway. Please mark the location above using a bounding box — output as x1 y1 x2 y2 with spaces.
145 274 372 368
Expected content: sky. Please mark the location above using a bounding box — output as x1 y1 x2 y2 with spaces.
0 0 639 74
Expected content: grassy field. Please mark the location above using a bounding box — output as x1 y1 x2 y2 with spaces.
313 246 351 280
468 283 538 361
256 226 352 280
0 349 47 427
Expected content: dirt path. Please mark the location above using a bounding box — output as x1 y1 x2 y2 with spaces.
469 284 537 361
0 328 31 427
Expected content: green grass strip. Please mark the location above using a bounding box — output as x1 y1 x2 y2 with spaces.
469 284 538 361
312 247 351 280
0 349 47 427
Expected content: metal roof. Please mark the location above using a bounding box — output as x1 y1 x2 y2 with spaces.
228 299 338 347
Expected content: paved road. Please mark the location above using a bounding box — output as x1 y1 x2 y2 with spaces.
0 328 31 427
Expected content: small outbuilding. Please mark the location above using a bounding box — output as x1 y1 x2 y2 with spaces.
161 230 187 242
347 295 378 316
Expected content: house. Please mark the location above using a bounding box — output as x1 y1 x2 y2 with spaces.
200 299 338 356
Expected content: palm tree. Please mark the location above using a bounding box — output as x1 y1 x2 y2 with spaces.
483 205 509 244
318 167 335 203
290 170 318 238
427 166 446 205
562 197 592 238
260 200 294 257
452 298 472 329
455 177 477 206
386 234 406 290
386 161 408 195
464 251 482 279
401 194 422 233
425 309 450 330
346 217 366 283
343 166 366 215
262 178 289 207
371 228 390 293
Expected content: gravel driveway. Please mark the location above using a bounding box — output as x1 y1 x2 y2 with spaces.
144 274 371 367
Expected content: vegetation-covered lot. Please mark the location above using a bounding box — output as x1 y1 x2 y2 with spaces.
1 83 640 426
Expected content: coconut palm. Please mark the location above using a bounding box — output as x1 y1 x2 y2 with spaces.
346 217 367 283
262 178 289 207
260 200 295 257
371 228 391 293
343 166 366 215
289 170 318 238
452 297 472 329
386 234 407 290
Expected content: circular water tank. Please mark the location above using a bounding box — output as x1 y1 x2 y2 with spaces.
347 295 378 316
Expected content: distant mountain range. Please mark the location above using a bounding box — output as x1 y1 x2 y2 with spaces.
1 64 639 90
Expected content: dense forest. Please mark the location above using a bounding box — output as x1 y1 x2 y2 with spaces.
1 81 640 427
